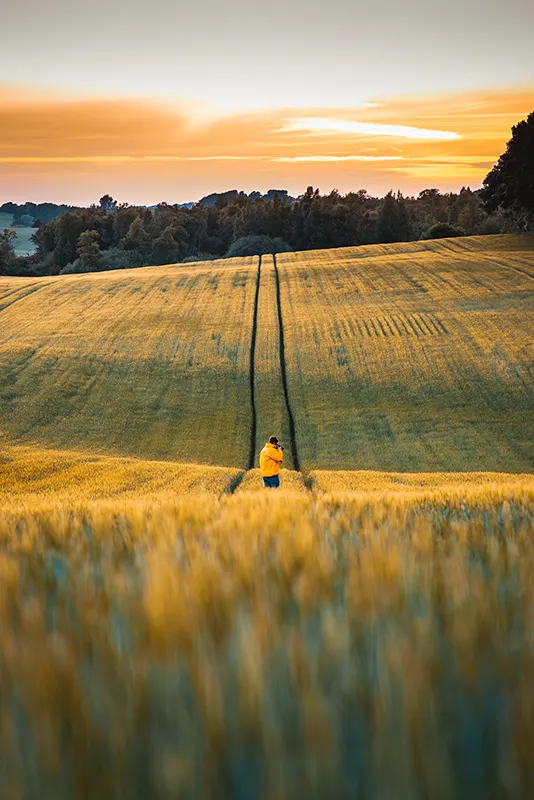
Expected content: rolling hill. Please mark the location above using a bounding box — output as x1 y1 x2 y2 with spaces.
278 234 534 471
0 234 533 482
0 256 258 465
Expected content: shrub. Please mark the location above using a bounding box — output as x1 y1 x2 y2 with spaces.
99 248 145 270
181 252 221 263
60 248 145 275
60 260 90 275
424 222 465 239
226 235 292 258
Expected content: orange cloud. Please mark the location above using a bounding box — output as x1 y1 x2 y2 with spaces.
0 86 532 203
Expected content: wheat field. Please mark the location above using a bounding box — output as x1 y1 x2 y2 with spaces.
0 444 239 503
1 488 534 798
278 234 534 472
1 235 533 474
1 235 534 797
0 258 257 465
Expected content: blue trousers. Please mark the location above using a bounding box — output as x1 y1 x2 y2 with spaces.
263 475 280 488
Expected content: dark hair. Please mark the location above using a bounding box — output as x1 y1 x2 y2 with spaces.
269 436 279 445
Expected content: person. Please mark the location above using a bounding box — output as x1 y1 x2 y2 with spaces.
260 436 284 488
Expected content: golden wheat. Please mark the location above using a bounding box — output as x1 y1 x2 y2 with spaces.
0 257 257 465
0 443 238 502
0 489 533 797
311 467 534 496
1 235 533 795
277 234 534 472
236 467 308 493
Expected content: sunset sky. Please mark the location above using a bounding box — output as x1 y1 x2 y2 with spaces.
2 0 533 205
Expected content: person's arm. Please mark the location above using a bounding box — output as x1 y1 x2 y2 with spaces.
272 448 283 463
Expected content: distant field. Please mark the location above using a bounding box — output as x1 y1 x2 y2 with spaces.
0 211 37 256
0 234 533 475
278 234 534 472
0 258 257 465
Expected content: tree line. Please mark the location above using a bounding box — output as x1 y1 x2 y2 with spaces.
0 201 76 226
1 110 532 277
0 187 509 277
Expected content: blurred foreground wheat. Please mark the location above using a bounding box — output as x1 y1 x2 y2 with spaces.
1 488 533 799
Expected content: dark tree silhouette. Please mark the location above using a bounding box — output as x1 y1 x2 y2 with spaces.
7 186 507 276
0 229 17 273
99 195 118 212
377 192 402 243
481 111 534 226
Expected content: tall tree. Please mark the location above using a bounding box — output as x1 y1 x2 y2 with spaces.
481 111 534 228
0 229 17 273
77 230 102 269
151 225 188 265
99 195 118 212
396 192 413 241
122 216 151 260
113 206 139 243
377 192 401 243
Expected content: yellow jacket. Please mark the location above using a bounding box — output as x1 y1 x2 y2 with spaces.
260 442 283 477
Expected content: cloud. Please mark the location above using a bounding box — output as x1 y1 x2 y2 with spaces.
0 85 532 203
0 155 259 164
274 155 403 162
278 117 461 141
0 97 192 160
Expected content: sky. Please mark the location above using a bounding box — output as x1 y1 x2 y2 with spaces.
1 0 533 205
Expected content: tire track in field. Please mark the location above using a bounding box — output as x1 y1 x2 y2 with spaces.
226 255 262 493
0 281 52 314
482 254 534 283
273 254 301 473
248 255 262 470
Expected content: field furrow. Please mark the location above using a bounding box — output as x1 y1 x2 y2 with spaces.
246 256 262 470
252 255 291 467
235 467 307 492
0 280 52 312
273 254 301 472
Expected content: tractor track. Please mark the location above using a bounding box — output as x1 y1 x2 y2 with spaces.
229 252 305 493
273 254 301 474
248 254 262 470
227 254 262 493
482 253 534 283
0 281 53 315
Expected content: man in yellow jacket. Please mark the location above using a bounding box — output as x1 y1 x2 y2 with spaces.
260 436 284 488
